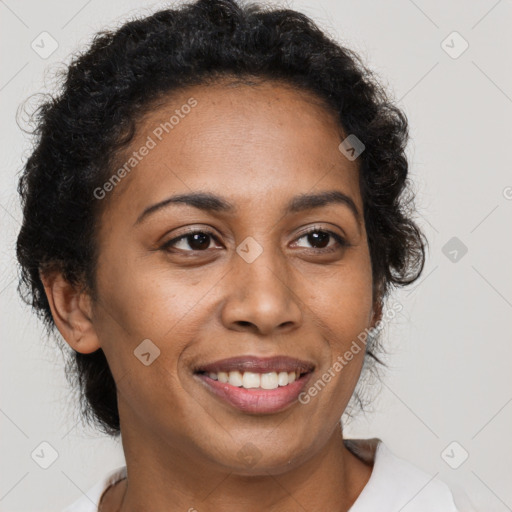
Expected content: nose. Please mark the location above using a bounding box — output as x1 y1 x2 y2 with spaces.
220 245 303 336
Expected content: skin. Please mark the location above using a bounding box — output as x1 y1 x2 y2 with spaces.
42 80 383 512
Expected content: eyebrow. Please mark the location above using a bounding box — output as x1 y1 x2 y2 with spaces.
134 190 361 226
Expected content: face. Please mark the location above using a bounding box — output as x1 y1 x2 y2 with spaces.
87 80 378 474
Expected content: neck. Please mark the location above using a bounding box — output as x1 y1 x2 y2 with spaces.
109 417 373 512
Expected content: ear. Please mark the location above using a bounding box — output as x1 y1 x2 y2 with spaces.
40 270 101 354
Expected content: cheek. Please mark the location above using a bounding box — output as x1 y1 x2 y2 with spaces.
92 250 221 393
305 249 373 397
311 255 374 341
96 245 201 337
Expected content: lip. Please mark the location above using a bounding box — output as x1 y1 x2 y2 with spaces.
194 355 315 374
194 371 314 414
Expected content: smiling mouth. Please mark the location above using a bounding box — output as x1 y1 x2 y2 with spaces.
194 369 314 414
194 369 310 390
192 355 315 413
193 355 315 390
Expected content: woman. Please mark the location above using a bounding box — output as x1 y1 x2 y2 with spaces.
15 0 464 510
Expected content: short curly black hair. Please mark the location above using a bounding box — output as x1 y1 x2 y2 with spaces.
16 0 426 437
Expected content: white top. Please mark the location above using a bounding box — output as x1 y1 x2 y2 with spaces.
62 438 465 512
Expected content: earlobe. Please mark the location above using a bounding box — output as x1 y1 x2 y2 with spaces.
39 270 101 354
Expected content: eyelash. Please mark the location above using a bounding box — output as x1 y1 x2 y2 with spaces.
160 226 349 254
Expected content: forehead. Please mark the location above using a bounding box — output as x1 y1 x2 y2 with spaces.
102 80 361 220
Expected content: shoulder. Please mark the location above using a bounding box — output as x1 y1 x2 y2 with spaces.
347 439 461 512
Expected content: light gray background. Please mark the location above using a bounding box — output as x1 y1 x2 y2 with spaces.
1 0 511 510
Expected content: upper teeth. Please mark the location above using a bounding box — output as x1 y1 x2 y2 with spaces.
207 370 299 389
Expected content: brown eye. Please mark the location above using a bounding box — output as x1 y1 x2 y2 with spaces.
161 230 220 252
293 228 348 252
305 231 330 249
